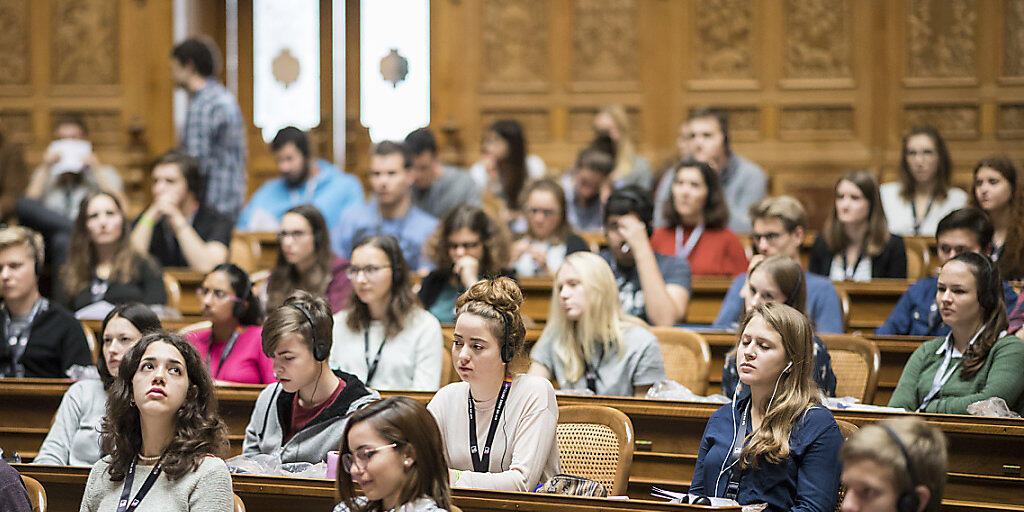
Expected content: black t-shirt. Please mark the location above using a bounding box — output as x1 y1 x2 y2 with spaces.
137 204 232 268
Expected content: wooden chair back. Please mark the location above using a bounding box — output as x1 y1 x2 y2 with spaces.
833 420 860 512
79 321 97 365
177 320 213 337
21 475 46 512
162 272 181 311
904 237 930 280
556 405 634 495
835 286 852 333
820 334 881 404
229 234 262 274
233 493 246 512
648 326 711 396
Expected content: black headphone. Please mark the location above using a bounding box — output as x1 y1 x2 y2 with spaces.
290 302 329 362
878 424 921 512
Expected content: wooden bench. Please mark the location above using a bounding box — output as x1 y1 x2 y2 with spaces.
12 464 739 512
2 380 1021 510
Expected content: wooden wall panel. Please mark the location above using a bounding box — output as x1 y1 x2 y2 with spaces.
429 0 1024 230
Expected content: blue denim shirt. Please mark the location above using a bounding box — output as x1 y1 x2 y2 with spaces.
690 396 842 512
876 277 1019 336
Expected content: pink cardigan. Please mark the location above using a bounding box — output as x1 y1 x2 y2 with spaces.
187 325 275 384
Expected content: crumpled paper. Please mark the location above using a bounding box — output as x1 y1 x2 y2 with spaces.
645 380 730 403
226 451 328 479
967 397 1021 418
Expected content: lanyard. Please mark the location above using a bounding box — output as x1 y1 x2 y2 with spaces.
675 224 705 260
207 328 242 379
722 402 750 500
363 329 387 384
583 343 604 393
918 327 984 411
468 377 512 473
910 195 936 236
116 459 164 512
3 299 45 378
840 249 866 280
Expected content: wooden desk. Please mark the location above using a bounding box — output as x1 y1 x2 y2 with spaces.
13 464 738 512
837 279 914 331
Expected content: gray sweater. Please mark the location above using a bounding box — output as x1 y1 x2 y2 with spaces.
79 456 233 512
242 370 380 464
33 379 106 466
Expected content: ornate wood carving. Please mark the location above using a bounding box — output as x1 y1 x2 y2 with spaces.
1003 0 1024 77
480 110 551 144
906 0 976 79
780 106 855 139
481 0 548 90
693 0 754 79
784 0 851 79
51 0 119 85
0 110 32 144
997 104 1024 138
0 0 30 87
904 105 979 139
568 107 641 144
572 0 637 85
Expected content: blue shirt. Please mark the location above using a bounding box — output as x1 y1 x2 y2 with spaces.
331 200 438 270
236 159 363 232
690 397 842 512
713 272 844 334
875 277 1019 337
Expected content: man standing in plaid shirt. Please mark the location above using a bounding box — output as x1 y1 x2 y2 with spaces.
171 37 247 223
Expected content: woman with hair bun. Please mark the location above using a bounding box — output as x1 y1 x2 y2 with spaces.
426 277 560 491
186 263 274 384
80 331 233 511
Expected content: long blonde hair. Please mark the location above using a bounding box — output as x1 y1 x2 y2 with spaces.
598 105 639 182
737 302 821 469
539 252 644 383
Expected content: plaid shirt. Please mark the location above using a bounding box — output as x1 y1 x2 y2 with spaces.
181 79 247 221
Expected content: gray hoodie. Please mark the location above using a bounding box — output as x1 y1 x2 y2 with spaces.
242 370 380 464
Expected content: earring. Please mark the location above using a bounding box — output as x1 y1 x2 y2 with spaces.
404 460 411 467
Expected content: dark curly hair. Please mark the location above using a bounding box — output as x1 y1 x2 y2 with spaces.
345 235 418 338
100 331 228 481
424 205 511 279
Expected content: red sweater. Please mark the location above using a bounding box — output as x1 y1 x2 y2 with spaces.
650 226 749 277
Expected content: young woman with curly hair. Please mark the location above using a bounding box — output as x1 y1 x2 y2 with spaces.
419 205 513 323
80 331 232 511
329 235 443 391
426 277 561 491
690 302 843 511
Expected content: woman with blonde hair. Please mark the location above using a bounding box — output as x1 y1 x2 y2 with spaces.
690 302 843 511
809 170 907 281
592 105 653 191
529 252 665 397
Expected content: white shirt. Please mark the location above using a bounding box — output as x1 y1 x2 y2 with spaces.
329 308 443 391
879 182 968 237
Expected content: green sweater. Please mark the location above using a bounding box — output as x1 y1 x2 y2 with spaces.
888 335 1024 415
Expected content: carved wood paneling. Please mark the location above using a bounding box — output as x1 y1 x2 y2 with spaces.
0 0 30 87
568 107 641 144
0 110 32 145
51 0 120 86
1003 0 1024 77
480 0 548 92
692 0 754 81
904 105 979 139
780 106 855 140
480 109 551 145
571 0 638 89
997 104 1024 138
906 0 976 80
783 0 851 81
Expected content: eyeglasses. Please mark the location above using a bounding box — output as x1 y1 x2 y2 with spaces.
345 265 392 279
196 287 239 302
276 230 311 241
341 443 397 474
526 207 557 218
753 231 782 244
448 240 482 251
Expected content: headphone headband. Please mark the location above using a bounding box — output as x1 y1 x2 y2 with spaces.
289 302 329 362
878 423 921 512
